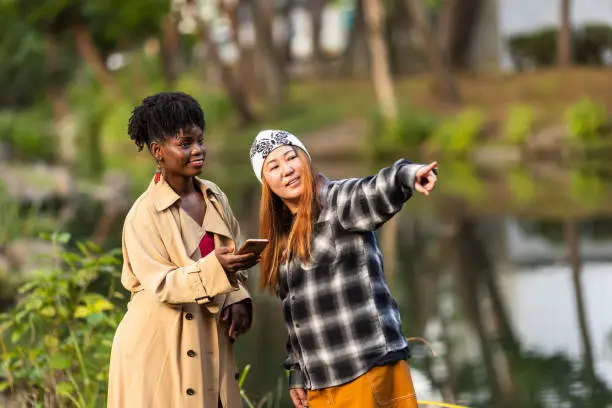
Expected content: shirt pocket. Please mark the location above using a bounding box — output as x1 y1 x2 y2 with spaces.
304 220 337 268
365 361 417 406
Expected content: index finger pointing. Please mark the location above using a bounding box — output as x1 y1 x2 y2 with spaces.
421 161 437 174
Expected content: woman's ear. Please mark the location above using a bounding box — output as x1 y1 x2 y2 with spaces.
150 141 163 162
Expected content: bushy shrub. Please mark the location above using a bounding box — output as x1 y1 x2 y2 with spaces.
565 98 609 142
508 24 612 69
0 106 56 162
0 233 123 407
504 104 536 144
429 109 485 155
370 106 440 149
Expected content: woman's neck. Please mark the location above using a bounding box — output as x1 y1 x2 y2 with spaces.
282 198 300 215
165 173 198 197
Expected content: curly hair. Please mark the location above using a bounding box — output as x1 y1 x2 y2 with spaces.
127 92 206 151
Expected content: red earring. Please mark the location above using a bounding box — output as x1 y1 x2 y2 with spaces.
154 162 162 184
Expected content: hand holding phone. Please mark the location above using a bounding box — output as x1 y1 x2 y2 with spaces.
235 239 269 256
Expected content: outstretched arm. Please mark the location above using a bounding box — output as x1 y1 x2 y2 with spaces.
329 159 437 232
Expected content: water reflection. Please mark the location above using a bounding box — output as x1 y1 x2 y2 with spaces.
215 158 612 407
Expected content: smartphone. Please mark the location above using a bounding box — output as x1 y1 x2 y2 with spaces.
235 239 269 256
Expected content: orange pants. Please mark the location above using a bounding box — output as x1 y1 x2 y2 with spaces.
307 360 418 407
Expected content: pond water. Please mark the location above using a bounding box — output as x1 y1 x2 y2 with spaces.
215 157 612 408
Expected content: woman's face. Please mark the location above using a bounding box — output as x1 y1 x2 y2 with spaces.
152 125 206 178
262 145 305 202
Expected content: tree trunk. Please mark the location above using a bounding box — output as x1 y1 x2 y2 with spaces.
160 12 181 88
455 215 507 407
72 23 121 99
558 0 572 67
340 0 370 78
405 0 461 104
439 0 482 69
251 0 288 110
362 0 397 122
45 34 79 223
308 0 327 75
202 26 256 126
564 220 595 382
187 0 256 126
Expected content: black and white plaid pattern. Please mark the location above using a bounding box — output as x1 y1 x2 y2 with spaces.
278 159 425 390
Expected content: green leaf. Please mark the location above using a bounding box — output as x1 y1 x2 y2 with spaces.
86 313 105 326
0 381 9 391
74 306 89 318
49 353 71 370
44 335 59 350
11 329 23 344
92 298 113 313
40 306 56 317
55 381 73 394
86 240 102 254
77 242 90 257
52 232 70 244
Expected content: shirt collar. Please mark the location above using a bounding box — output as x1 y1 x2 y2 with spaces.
149 176 210 212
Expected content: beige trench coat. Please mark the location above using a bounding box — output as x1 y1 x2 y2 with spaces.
107 177 250 408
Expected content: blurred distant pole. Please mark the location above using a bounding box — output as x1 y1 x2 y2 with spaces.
405 0 461 104
251 0 288 110
362 0 397 122
557 0 572 66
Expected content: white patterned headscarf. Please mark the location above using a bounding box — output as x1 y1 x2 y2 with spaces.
249 130 311 183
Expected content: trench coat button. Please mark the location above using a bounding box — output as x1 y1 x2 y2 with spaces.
187 350 196 357
185 312 194 320
295 323 300 328
186 388 196 396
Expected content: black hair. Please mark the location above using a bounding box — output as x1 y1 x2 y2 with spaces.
127 92 206 151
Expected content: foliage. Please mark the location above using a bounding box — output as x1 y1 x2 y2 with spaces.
504 104 536 144
0 107 56 162
456 350 612 407
565 98 609 143
508 167 536 205
507 27 558 69
570 165 606 210
0 184 53 247
14 0 169 57
508 24 612 70
370 105 440 149
428 109 485 155
0 233 124 407
239 364 286 408
436 161 486 202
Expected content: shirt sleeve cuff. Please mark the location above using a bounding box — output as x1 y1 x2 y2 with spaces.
288 368 306 389
401 163 426 190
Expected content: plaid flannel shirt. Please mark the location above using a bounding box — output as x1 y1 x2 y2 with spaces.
277 159 427 390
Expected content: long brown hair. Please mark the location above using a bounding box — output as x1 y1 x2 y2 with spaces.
259 148 320 292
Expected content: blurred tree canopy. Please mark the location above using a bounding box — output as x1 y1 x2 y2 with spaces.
0 0 170 106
